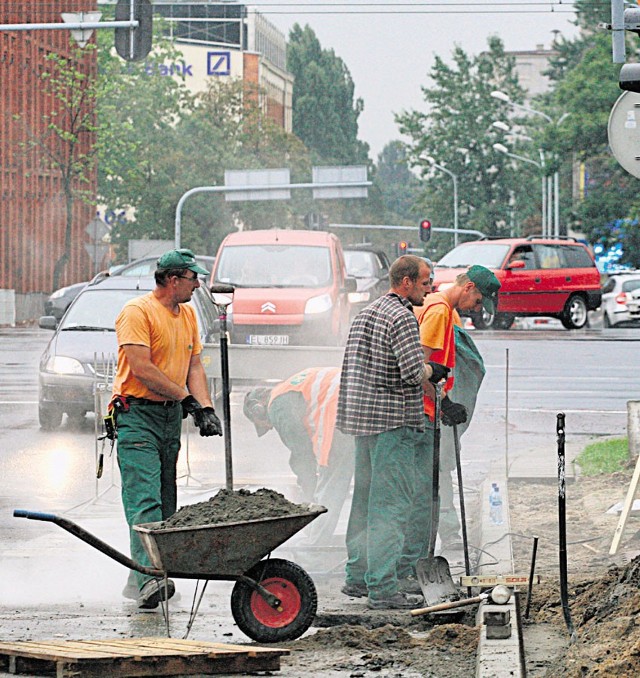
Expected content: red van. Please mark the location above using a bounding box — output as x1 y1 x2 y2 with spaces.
432 237 602 329
210 229 355 345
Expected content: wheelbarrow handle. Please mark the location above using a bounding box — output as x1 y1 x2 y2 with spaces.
14 510 57 522
13 509 164 578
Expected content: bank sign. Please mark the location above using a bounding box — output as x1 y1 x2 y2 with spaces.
140 46 242 85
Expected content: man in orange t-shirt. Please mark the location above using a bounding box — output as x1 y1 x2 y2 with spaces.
113 249 222 610
398 265 500 587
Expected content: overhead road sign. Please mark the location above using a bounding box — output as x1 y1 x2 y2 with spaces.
608 91 640 179
224 169 291 202
313 165 368 199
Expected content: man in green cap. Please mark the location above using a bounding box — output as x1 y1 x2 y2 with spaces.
397 264 501 590
113 248 223 610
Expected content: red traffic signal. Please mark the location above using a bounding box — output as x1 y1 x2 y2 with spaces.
419 219 432 243
397 241 408 256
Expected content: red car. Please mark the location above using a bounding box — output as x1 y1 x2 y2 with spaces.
210 229 355 345
432 237 602 329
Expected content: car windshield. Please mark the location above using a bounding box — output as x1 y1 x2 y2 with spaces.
344 251 376 278
60 289 147 331
437 243 511 269
622 279 640 293
215 245 332 288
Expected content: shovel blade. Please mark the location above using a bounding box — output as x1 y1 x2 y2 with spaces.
415 556 460 608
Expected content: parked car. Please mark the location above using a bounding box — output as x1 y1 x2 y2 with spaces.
600 271 640 328
44 282 88 321
44 256 214 321
210 229 356 346
432 237 602 329
37 276 218 430
343 245 391 316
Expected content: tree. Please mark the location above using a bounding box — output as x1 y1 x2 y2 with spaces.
14 47 98 290
375 141 420 223
287 24 369 165
397 36 529 250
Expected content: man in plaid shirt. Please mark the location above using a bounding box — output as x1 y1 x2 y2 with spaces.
337 255 449 610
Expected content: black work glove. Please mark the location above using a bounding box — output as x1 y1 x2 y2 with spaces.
181 396 223 437
428 361 449 384
440 396 468 427
194 407 223 437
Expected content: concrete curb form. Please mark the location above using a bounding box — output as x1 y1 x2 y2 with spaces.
475 463 524 678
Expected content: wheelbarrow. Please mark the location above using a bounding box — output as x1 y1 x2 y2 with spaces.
14 503 326 643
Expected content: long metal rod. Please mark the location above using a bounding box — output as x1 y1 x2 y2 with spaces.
0 20 137 31
524 535 539 619
453 424 471 597
557 412 575 637
218 309 234 490
505 348 509 477
428 383 443 559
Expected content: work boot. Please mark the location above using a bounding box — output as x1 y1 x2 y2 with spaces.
341 582 368 598
138 578 175 610
367 592 423 610
122 571 138 600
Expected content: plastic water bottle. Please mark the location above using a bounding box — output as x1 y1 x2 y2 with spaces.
489 483 504 525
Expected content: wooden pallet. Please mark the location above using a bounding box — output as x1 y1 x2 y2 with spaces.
0 637 290 677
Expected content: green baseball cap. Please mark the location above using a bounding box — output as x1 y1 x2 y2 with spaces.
156 248 209 275
467 265 501 314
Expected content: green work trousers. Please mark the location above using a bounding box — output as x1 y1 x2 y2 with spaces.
116 402 182 590
345 426 422 601
397 416 435 580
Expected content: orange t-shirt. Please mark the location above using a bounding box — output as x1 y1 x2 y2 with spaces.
414 293 460 419
113 292 202 400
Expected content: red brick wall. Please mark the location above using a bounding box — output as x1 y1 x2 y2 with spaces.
0 1 97 293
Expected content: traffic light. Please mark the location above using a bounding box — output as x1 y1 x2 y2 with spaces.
396 241 408 256
419 219 432 243
115 0 153 62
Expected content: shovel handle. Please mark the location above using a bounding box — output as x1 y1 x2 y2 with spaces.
410 593 486 617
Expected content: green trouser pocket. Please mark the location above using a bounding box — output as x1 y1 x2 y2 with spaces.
117 404 182 589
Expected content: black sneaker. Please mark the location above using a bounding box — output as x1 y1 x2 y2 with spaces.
341 582 368 598
397 575 423 595
138 579 175 610
367 591 423 610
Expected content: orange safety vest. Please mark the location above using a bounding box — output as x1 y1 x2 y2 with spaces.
415 297 457 420
269 367 340 467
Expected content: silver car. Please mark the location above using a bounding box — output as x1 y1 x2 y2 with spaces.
601 272 640 328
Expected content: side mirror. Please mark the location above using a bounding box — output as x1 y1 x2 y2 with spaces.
39 316 58 330
507 260 526 269
342 277 358 294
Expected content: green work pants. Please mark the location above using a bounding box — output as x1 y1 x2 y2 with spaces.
397 416 435 580
345 426 422 600
116 402 182 590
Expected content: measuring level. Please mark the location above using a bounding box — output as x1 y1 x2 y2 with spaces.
459 574 542 587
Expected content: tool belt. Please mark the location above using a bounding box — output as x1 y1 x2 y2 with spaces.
103 395 131 441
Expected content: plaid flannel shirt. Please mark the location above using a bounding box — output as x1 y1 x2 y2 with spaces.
336 293 427 436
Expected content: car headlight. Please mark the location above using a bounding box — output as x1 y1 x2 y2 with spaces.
305 293 333 314
348 291 370 303
45 356 85 375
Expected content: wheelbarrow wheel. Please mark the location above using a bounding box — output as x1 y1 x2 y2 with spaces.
231 558 317 643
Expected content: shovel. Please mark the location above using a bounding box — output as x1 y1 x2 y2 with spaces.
415 382 459 608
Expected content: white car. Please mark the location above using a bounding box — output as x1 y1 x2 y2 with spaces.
601 272 640 328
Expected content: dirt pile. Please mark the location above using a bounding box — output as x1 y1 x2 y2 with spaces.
282 623 479 677
160 488 307 528
510 472 640 676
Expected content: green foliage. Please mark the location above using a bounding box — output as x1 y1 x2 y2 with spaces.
287 24 369 165
374 141 420 223
397 36 532 241
575 437 628 476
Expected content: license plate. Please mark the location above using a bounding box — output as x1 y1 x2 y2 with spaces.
247 335 290 345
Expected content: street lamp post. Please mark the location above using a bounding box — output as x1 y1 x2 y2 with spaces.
490 91 569 238
424 156 459 247
493 143 546 236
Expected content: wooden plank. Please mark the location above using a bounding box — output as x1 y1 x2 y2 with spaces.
0 637 288 677
610 452 640 555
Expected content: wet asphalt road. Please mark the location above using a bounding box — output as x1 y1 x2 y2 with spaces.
0 324 638 656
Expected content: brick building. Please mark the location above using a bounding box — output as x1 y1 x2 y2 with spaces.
1 1 97 301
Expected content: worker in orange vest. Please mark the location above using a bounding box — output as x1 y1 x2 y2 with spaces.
243 367 354 545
